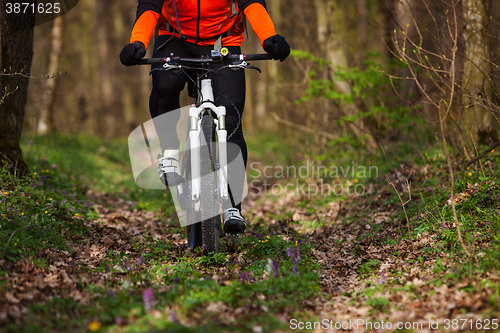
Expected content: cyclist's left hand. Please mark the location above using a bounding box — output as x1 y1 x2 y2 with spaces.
263 34 290 62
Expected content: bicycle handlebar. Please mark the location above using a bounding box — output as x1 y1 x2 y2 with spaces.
138 53 273 65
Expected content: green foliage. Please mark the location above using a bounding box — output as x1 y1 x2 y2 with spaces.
294 51 424 139
366 296 390 313
21 133 176 215
0 166 93 262
357 259 381 278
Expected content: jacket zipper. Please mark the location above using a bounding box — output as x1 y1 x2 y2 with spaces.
196 0 201 42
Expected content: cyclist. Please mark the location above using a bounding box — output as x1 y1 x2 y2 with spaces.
120 0 290 234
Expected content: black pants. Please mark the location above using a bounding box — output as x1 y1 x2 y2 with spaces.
150 35 247 211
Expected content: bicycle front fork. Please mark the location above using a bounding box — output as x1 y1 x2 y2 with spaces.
188 79 229 211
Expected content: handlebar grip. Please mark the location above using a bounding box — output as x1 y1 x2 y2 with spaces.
244 54 274 61
138 58 166 65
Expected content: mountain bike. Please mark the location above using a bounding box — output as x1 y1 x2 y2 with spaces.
140 50 272 253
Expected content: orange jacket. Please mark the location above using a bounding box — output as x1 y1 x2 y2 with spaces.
130 0 276 49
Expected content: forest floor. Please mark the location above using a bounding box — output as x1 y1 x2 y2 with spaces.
1 133 500 332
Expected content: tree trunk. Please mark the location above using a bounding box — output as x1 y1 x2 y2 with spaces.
462 0 498 145
37 16 64 134
0 0 36 176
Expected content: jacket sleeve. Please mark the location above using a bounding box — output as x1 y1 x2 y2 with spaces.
237 0 276 46
129 0 164 49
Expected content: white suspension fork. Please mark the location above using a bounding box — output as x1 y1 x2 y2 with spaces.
217 118 229 200
188 79 229 208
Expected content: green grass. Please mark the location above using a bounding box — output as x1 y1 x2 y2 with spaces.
22 133 176 214
0 166 94 262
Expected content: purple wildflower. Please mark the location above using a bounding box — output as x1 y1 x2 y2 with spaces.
272 260 279 278
495 195 499 200
286 245 301 275
440 224 446 229
38 249 43 258
123 260 131 271
7 164 12 169
447 242 451 250
107 289 114 297
239 272 248 282
105 265 110 272
136 254 142 266
200 244 206 251
70 261 75 268
120 245 126 252
169 309 180 324
379 272 386 284
174 277 180 284
143 287 154 313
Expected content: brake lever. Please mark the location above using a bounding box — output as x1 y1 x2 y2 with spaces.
229 61 262 73
148 58 182 75
246 65 261 73
162 59 182 74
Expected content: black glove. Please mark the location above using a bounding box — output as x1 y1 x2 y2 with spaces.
119 41 146 66
263 34 290 62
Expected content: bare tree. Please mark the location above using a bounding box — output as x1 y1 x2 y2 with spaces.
462 0 498 146
389 0 470 255
37 16 64 134
0 0 36 176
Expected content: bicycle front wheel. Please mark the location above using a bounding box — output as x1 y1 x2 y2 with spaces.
200 113 219 253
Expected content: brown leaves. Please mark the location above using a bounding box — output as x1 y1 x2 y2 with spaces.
0 193 174 326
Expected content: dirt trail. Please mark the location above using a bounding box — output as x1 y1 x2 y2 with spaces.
1 171 497 331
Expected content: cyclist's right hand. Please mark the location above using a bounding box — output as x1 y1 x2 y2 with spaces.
263 34 290 62
120 41 146 66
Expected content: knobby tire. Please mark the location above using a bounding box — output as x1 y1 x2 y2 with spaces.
200 113 219 253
